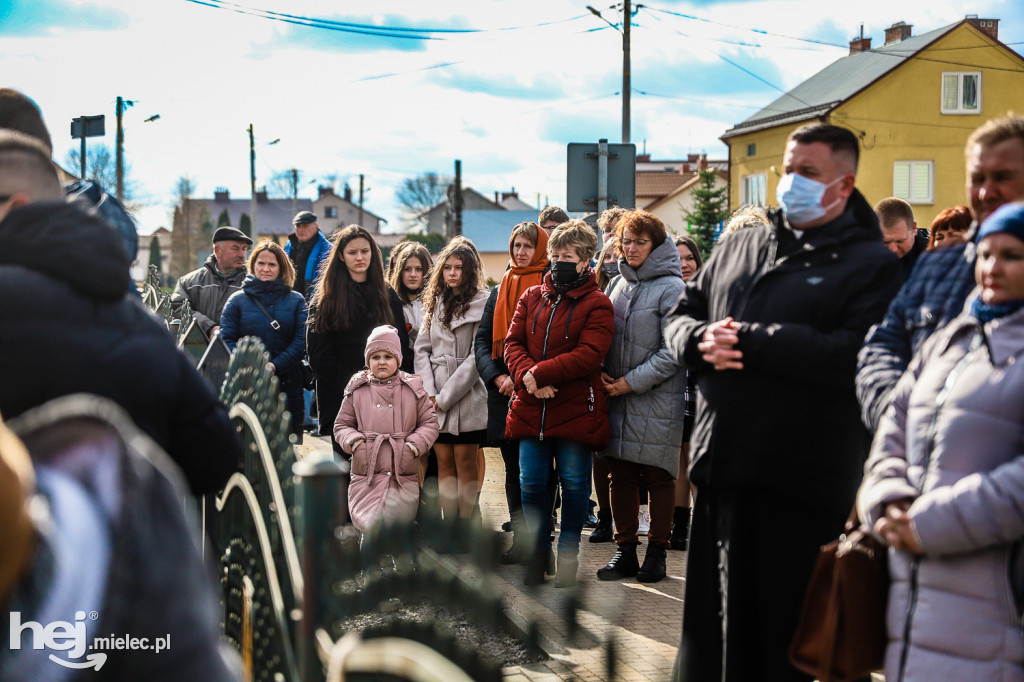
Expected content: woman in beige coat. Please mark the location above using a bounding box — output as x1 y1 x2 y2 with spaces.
414 238 489 519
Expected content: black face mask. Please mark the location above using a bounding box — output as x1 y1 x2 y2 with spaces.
601 262 619 279
551 260 580 285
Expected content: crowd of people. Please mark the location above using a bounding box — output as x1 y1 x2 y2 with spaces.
3 79 1024 681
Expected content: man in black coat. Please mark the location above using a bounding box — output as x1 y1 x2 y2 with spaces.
875 196 930 278
0 130 240 496
664 124 902 681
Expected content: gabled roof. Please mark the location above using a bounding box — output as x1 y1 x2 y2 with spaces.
644 170 728 211
722 22 964 139
313 189 385 223
636 172 694 200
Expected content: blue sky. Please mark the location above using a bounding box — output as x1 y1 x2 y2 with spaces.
2 0 1022 238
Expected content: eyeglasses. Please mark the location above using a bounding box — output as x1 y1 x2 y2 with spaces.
620 238 650 248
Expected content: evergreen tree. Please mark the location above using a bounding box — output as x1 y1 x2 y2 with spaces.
682 168 729 259
217 208 231 227
148 234 162 272
405 231 446 253
239 213 252 238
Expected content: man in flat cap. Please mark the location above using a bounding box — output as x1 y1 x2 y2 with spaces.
171 226 252 336
285 210 331 300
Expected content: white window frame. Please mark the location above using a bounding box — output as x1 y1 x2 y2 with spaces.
739 172 767 207
893 161 934 204
941 71 982 115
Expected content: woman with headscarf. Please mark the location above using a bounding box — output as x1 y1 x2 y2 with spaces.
475 222 549 561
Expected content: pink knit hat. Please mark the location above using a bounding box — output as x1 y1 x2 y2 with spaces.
364 325 402 365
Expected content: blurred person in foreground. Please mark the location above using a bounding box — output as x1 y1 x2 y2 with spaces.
0 131 240 496
858 201 1024 682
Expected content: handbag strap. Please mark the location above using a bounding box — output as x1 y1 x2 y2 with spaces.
244 292 287 338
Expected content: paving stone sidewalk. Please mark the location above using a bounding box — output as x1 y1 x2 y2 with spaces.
297 436 684 681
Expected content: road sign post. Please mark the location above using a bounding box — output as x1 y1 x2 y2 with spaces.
70 115 106 179
566 139 636 214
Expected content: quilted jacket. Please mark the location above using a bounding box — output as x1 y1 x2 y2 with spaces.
599 238 686 477
858 304 1024 682
503 270 614 450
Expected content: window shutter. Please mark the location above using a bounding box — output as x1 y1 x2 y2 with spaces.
893 162 911 198
942 74 959 111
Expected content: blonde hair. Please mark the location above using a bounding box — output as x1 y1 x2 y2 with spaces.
548 219 599 262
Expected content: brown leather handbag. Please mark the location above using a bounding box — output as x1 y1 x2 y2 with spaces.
789 509 889 682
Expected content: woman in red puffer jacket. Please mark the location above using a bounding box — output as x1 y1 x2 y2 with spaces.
504 219 614 588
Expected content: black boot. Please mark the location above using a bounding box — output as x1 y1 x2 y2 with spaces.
637 544 667 583
597 542 640 581
589 509 613 543
554 551 579 588
524 550 548 586
501 533 528 565
670 506 691 551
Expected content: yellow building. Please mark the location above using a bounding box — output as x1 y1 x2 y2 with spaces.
721 17 1024 229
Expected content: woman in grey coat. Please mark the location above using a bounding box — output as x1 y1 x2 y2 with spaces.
597 210 686 584
858 202 1024 682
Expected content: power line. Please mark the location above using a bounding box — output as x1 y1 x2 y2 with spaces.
643 4 847 49
350 61 463 83
185 0 589 38
637 7 839 52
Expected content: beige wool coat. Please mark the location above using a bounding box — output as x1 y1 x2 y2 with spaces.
413 290 489 435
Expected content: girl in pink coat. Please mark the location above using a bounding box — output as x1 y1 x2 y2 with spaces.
334 325 439 532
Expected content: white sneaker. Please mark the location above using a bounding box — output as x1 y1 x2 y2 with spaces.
638 504 651 535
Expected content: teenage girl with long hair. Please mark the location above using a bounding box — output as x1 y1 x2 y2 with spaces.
413 237 490 519
307 225 412 449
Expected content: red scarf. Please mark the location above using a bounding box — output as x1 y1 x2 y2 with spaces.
492 229 549 359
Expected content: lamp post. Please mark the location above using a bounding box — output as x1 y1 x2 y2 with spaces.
586 2 632 144
114 98 159 202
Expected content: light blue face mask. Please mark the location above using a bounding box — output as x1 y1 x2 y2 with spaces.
775 172 844 225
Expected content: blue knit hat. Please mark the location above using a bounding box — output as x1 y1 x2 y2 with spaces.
977 202 1024 244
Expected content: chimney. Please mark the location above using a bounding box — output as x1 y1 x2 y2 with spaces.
255 189 268 202
965 16 999 41
214 187 229 202
884 21 912 45
680 163 690 175
636 154 651 162
495 191 500 204
317 185 332 198
343 184 352 202
501 189 519 202
687 153 700 163
697 154 708 171
849 24 872 54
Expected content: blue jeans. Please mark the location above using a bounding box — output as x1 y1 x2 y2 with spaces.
519 438 593 554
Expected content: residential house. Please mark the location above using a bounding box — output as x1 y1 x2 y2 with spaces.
635 153 729 236
312 185 386 234
419 187 508 236
721 17 1024 229
169 188 311 278
459 210 539 283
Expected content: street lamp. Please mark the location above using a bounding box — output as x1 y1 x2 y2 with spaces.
589 3 626 143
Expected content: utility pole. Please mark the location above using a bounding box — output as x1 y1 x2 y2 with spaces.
622 0 631 144
290 168 299 214
115 96 125 202
453 160 463 238
358 174 365 227
248 124 257 237
587 3 631 144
